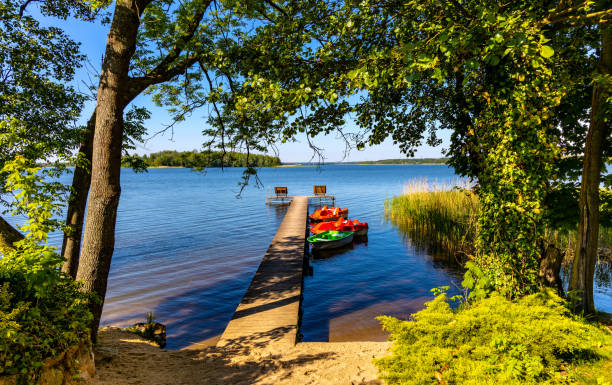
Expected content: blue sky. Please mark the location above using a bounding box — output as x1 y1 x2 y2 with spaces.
45 10 450 163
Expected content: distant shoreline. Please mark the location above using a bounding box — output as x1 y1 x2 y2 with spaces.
119 163 449 169
351 163 447 166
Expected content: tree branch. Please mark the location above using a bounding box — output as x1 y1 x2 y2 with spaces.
18 0 36 17
125 0 212 100
264 0 289 18
541 8 612 27
448 0 474 19
202 65 227 168
125 55 199 104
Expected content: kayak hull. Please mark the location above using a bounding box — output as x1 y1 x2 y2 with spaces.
307 231 354 250
353 228 368 237
310 233 354 250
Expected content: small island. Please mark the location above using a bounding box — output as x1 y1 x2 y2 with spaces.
122 150 282 168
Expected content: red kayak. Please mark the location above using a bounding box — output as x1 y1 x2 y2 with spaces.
309 206 349 222
310 218 368 236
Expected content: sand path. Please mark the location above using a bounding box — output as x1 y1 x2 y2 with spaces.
92 328 390 385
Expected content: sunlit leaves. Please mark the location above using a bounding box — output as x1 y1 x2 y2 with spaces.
0 0 84 190
540 45 555 58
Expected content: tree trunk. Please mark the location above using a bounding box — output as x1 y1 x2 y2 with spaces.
61 111 96 279
0 215 24 253
76 0 145 342
569 26 611 313
539 244 564 296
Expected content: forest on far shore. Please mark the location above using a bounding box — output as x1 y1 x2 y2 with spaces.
122 150 282 168
350 158 449 165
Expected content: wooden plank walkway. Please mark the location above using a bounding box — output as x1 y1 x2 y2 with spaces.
217 196 308 353
265 194 335 205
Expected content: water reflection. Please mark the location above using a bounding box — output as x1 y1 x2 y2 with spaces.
561 257 612 289
266 203 290 221
310 243 358 260
392 216 612 310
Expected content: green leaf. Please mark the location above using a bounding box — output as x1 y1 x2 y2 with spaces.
540 45 554 58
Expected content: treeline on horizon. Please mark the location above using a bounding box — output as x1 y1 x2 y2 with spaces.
123 150 282 168
352 158 449 165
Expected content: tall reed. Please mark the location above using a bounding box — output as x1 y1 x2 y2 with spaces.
385 179 478 259
387 179 612 261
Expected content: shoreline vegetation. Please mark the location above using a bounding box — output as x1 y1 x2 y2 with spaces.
386 179 612 259
349 158 449 165
116 151 450 169
121 150 281 168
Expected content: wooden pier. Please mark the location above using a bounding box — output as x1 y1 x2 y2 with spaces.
217 196 309 353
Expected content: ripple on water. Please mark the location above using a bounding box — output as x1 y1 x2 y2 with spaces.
4 165 610 349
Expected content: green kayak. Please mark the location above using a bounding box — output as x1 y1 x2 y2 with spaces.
307 230 354 250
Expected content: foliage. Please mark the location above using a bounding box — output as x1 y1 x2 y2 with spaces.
376 288 612 385
125 312 166 347
224 0 611 296
123 150 281 169
0 0 85 187
120 106 153 173
125 312 157 340
0 157 92 379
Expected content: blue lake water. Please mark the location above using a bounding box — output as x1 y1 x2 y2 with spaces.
6 165 611 348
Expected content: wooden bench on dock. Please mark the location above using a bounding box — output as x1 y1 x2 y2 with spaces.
265 186 335 206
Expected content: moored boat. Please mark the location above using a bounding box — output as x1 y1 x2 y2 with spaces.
307 230 354 250
310 218 368 236
309 206 349 222
348 219 369 237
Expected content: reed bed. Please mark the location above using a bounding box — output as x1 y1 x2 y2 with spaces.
386 179 612 262
385 179 478 259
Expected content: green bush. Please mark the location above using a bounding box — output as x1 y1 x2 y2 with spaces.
376 289 612 385
0 260 92 377
0 157 93 380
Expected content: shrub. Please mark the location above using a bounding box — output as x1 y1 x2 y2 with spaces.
376 289 612 385
0 259 92 378
0 157 93 380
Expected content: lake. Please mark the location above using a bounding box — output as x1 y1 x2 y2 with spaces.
7 165 612 349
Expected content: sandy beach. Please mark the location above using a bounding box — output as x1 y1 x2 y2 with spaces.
92 328 390 385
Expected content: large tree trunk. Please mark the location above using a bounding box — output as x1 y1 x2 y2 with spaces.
569 26 611 313
61 111 96 278
0 215 24 253
76 0 145 342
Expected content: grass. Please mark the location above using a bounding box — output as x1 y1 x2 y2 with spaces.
385 178 479 259
386 179 612 261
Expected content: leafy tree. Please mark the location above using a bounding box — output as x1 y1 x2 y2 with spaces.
232 0 612 301
0 0 86 250
62 104 150 278
568 8 611 313
233 0 565 296
73 0 327 339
